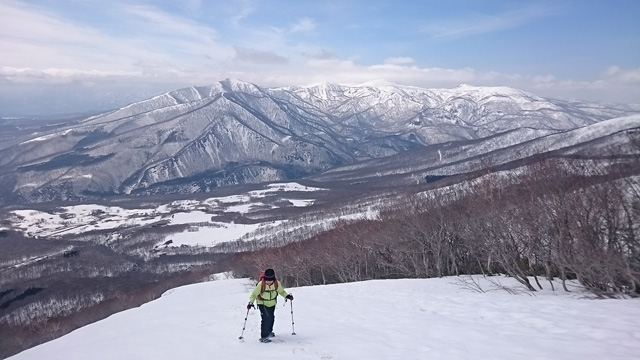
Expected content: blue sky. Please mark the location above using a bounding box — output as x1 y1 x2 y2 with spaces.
0 0 639 115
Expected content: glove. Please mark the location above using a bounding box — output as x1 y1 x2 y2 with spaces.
286 294 293 301
247 303 255 310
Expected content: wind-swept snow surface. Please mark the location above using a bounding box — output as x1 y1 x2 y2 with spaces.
8 276 640 360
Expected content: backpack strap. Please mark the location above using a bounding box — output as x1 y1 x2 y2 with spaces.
259 279 278 295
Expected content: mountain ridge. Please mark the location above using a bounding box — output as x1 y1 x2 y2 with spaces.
0 79 638 204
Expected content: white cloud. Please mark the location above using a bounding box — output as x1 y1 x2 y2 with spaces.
302 49 340 60
524 66 640 103
290 18 316 33
603 66 640 83
384 57 415 65
0 67 142 84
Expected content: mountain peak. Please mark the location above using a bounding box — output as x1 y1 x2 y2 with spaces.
219 78 261 93
453 83 535 98
300 81 343 90
355 79 410 88
296 82 346 100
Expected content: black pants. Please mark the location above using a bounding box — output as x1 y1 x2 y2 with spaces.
258 304 276 338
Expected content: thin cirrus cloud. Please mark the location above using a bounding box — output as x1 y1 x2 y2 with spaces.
289 18 316 33
0 1 231 71
233 47 289 65
422 4 557 39
123 4 216 41
225 0 257 26
0 2 131 69
117 3 233 62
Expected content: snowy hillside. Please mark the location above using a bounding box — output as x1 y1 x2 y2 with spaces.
8 275 640 360
309 114 640 185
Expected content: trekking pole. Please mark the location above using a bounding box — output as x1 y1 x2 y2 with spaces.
238 307 250 341
290 298 296 335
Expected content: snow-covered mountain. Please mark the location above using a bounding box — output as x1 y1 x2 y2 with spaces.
0 79 637 204
309 114 640 186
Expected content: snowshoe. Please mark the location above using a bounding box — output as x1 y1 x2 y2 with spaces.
268 332 276 338
259 337 272 343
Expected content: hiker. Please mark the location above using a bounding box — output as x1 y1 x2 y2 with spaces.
247 268 293 343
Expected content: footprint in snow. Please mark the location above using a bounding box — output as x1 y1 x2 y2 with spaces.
316 351 333 359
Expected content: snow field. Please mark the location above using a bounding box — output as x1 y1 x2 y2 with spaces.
8 275 640 360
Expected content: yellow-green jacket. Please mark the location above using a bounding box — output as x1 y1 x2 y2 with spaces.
249 280 289 307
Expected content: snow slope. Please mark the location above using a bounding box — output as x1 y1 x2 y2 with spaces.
8 276 640 360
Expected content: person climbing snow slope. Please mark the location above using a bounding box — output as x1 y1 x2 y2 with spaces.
247 268 293 343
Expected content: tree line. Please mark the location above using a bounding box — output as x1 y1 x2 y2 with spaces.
228 156 640 298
